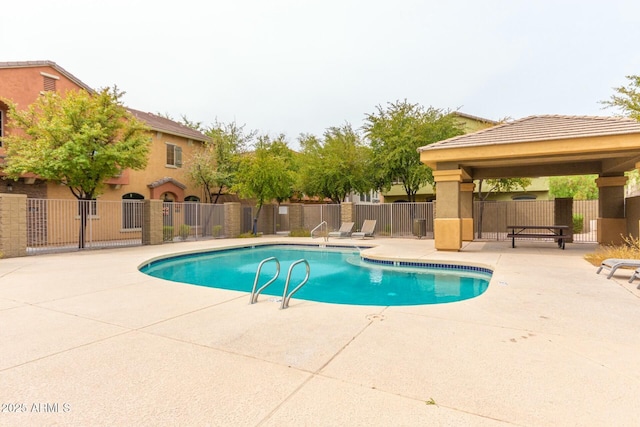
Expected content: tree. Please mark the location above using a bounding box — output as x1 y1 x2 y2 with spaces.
601 75 640 120
298 124 372 203
185 120 254 203
3 87 151 248
156 111 204 132
233 134 297 235
601 75 640 196
363 100 465 202
548 175 598 200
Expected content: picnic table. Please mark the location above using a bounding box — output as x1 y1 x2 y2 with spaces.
506 225 571 249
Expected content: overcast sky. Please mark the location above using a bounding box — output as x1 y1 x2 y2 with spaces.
3 0 640 144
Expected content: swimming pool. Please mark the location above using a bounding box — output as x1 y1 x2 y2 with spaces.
140 244 492 306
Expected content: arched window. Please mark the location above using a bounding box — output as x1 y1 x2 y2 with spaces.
122 193 144 230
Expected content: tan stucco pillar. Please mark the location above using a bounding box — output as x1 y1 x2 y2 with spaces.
460 182 475 241
341 202 354 224
224 202 241 237
0 194 27 258
288 204 304 231
596 175 627 245
433 169 464 251
142 199 164 245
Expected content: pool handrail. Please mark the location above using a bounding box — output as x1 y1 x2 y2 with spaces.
250 257 281 304
310 221 328 241
281 259 311 309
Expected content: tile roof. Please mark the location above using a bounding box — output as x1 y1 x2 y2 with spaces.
0 60 94 92
127 108 207 142
0 60 207 142
420 115 640 151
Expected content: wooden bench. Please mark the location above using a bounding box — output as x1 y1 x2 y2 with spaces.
506 225 571 249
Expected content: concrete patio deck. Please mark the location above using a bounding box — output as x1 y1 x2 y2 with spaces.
1 237 639 426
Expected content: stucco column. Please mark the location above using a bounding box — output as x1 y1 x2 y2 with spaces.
224 202 241 237
433 169 464 251
0 194 27 258
596 175 627 244
460 182 475 241
341 202 354 225
288 204 304 231
142 199 164 245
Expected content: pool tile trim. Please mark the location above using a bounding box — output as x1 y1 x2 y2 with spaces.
361 256 493 275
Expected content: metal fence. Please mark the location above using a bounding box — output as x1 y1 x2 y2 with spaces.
303 204 342 233
162 202 225 241
27 199 144 254
354 202 434 238
23 198 599 255
474 199 598 243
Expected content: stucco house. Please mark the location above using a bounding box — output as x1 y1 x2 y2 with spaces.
0 61 209 203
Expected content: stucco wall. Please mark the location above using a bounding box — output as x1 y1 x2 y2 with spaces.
626 196 640 239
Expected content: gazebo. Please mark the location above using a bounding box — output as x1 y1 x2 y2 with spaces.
418 115 640 251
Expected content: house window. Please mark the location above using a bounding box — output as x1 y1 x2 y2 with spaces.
166 143 182 168
122 193 144 229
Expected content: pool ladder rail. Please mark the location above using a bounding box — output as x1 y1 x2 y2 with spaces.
310 221 328 241
249 257 311 309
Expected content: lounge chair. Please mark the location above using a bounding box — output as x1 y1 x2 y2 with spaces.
328 222 354 238
596 258 640 280
629 267 640 284
352 220 376 239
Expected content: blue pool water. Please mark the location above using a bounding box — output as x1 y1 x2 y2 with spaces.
140 244 491 306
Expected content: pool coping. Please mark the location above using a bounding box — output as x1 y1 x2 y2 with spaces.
138 240 495 277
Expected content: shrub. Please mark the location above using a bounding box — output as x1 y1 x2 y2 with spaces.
239 231 261 238
572 214 584 234
584 234 640 266
289 228 311 237
178 224 191 240
212 225 222 238
162 226 174 242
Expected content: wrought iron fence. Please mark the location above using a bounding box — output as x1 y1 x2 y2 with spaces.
24 198 598 255
303 204 341 233
474 199 598 243
354 202 434 238
27 199 144 254
162 202 225 241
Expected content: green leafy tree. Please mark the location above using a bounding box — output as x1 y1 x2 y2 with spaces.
156 112 204 132
185 120 254 203
602 75 640 196
363 100 465 202
298 124 372 203
601 75 640 120
548 175 598 200
233 134 296 235
3 87 150 248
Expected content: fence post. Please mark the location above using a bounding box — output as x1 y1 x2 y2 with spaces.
288 204 304 231
341 202 354 224
0 194 27 258
224 202 241 237
142 199 164 245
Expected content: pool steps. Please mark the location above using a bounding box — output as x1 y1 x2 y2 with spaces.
250 257 311 309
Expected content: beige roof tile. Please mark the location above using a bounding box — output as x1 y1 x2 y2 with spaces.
419 115 640 151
